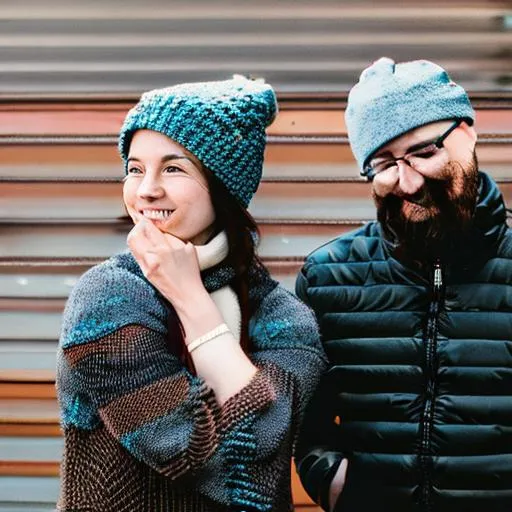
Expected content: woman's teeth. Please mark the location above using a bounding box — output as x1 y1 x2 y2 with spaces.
142 209 172 220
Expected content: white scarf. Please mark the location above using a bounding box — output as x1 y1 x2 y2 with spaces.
195 231 241 343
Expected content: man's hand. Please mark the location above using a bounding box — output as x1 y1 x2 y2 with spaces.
329 458 348 512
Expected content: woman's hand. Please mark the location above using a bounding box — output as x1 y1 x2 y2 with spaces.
127 218 208 311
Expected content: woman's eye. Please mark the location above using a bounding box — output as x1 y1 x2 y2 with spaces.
127 167 143 175
163 165 184 174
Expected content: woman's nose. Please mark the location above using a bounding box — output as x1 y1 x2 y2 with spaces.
137 175 165 200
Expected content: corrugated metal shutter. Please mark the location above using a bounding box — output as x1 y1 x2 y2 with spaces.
0 0 510 95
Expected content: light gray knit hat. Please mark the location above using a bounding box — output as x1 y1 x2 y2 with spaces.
345 57 475 175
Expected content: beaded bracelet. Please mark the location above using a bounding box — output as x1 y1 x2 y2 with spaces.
187 323 231 354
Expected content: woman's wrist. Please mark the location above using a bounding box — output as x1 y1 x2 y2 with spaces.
162 282 207 310
172 290 226 345
187 323 231 353
189 333 257 404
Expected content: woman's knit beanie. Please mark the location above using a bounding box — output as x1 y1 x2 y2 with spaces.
118 75 278 207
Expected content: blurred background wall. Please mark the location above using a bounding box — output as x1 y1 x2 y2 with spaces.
0 0 511 93
0 1 511 510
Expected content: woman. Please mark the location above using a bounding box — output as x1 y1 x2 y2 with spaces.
56 75 327 511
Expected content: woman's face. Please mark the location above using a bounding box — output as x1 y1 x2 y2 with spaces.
123 129 216 245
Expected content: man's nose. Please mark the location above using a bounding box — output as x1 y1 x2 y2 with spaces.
397 161 424 196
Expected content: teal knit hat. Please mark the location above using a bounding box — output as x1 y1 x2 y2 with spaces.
345 57 475 175
118 75 278 207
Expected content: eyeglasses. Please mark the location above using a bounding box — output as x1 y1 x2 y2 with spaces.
363 121 461 180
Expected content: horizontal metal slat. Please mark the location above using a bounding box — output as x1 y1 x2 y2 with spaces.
0 400 57 424
2 180 512 224
1 3 510 21
0 438 62 462
0 382 56 399
0 1 509 94
0 476 58 504
0 342 59 373
1 103 511 137
0 275 79 299
0 17 505 37
0 313 61 342
0 220 358 258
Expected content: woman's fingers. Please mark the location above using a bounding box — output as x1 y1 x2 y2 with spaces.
127 220 156 257
126 220 145 255
161 230 187 251
140 218 166 246
139 218 187 252
127 219 191 273
126 218 204 306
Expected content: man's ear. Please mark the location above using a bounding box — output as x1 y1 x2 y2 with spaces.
459 121 477 145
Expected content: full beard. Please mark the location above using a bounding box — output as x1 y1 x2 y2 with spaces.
374 153 479 264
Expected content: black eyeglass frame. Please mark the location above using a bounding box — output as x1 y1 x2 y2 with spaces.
362 120 462 180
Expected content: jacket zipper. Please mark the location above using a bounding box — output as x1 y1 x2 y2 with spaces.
419 260 443 511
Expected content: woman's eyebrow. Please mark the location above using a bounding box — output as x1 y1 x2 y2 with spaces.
160 154 194 164
126 154 195 164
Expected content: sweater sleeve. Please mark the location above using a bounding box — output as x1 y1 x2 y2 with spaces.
209 285 328 506
56 262 221 481
222 285 327 442
294 262 345 510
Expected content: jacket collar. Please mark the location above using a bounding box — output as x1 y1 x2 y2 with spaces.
449 171 508 274
381 171 508 273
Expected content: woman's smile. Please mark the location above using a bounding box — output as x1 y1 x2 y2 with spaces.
140 208 174 221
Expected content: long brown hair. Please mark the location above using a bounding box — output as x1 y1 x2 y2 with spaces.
175 163 264 370
206 167 264 351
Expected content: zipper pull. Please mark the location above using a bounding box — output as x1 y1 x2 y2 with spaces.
433 260 443 291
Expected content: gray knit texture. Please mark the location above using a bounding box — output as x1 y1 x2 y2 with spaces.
345 57 475 173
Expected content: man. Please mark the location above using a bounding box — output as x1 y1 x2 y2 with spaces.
295 57 512 512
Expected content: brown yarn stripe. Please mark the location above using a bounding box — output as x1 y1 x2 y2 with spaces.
99 374 190 436
187 388 220 466
220 364 277 432
63 324 147 367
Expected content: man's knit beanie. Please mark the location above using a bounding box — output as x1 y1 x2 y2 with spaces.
345 57 475 175
118 75 278 207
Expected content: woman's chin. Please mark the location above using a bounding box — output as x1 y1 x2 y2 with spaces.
149 217 172 229
133 215 172 230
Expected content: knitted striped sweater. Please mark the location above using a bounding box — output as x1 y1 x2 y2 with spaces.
56 251 326 511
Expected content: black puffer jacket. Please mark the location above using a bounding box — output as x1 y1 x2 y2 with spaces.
295 172 512 512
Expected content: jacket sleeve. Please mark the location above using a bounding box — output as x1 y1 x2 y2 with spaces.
57 263 222 481
294 374 345 510
294 263 345 510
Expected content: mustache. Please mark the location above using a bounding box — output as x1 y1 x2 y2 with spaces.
376 175 450 217
394 186 435 208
